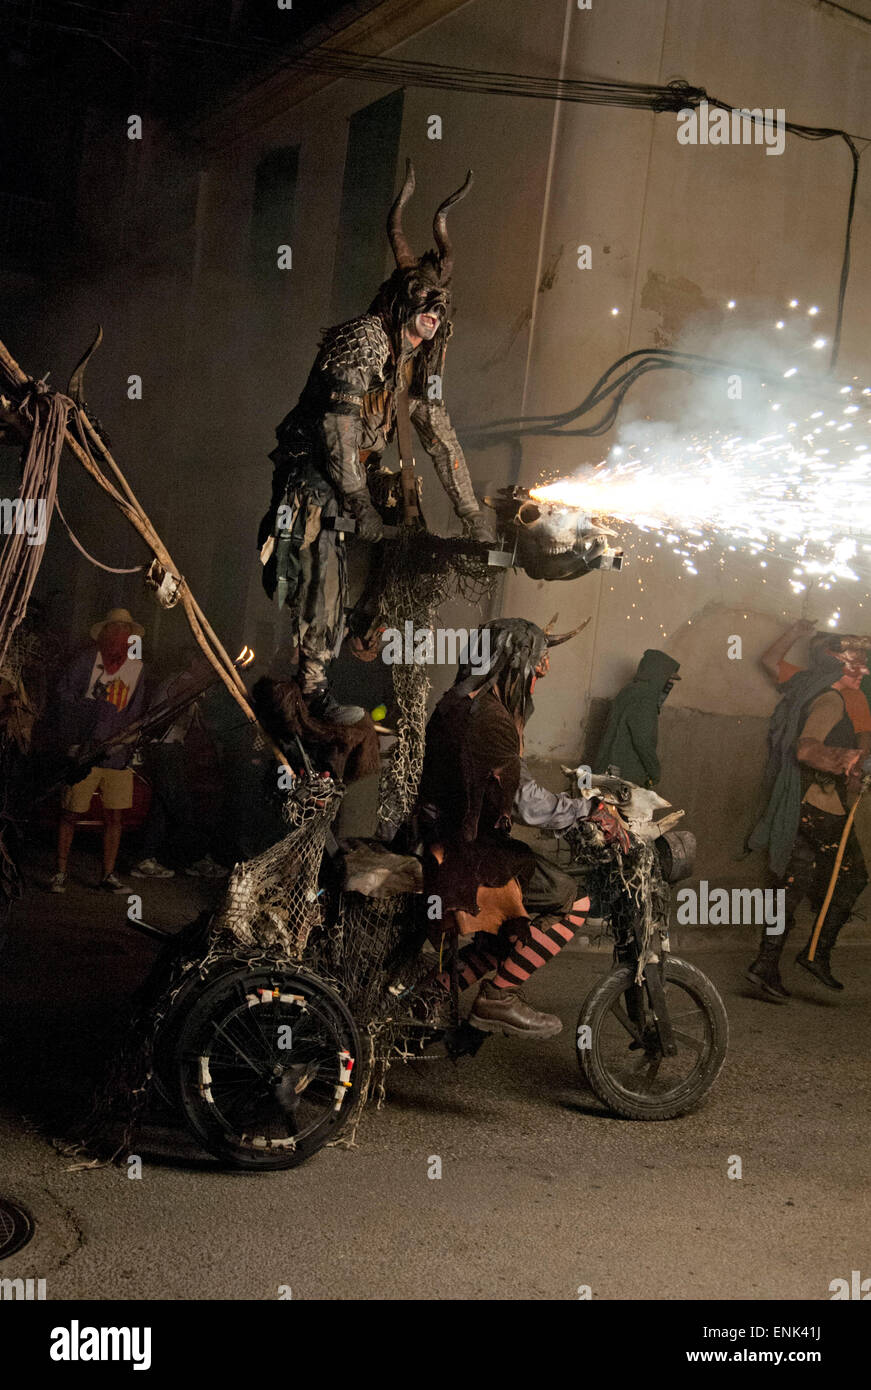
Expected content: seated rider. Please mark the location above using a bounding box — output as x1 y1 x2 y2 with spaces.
417 617 628 1039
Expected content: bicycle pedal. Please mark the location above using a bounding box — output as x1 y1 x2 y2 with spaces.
445 1021 490 1060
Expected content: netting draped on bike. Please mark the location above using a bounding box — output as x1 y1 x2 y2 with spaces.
66 533 494 1164
319 533 496 1133
63 780 344 1166
563 824 670 980
375 530 495 836
325 532 496 1127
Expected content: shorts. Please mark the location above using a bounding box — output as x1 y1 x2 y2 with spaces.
63 765 134 814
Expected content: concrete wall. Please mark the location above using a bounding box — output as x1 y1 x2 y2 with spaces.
5 0 871 881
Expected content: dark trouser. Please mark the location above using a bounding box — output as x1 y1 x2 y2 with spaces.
434 849 588 992
755 803 868 967
138 745 208 867
284 486 348 694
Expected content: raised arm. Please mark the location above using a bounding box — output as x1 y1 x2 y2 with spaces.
761 618 816 682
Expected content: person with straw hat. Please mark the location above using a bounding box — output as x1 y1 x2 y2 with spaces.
49 608 147 894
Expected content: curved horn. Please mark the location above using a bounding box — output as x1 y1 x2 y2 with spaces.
546 615 591 648
387 158 417 269
67 325 103 405
433 169 473 284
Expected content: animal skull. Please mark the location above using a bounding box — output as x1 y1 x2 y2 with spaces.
483 487 623 582
516 499 604 556
561 766 681 841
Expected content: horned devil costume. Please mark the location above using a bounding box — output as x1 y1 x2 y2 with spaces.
258 160 495 710
416 618 620 1039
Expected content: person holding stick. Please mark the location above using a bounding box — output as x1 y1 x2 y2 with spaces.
747 634 871 1000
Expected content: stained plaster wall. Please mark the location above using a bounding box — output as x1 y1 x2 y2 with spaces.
6 0 871 892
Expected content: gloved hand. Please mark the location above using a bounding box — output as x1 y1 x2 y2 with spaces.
345 488 384 543
461 508 497 545
589 801 631 853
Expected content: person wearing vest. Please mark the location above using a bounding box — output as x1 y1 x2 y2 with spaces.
747 636 871 1001
257 160 495 725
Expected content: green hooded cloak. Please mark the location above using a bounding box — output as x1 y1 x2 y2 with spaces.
593 649 681 787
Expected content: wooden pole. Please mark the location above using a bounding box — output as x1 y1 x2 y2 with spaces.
807 779 868 960
0 336 286 764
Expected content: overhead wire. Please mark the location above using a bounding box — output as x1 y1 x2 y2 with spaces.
4 4 868 373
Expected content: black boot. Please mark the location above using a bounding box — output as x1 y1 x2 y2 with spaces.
305 684 366 727
746 932 791 1003
796 909 849 991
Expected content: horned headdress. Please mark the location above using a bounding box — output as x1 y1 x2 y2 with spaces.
453 617 589 725
386 158 474 285
369 159 474 377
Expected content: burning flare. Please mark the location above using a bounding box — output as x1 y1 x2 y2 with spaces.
532 400 871 597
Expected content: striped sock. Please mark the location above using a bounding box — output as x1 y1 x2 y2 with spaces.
492 897 588 989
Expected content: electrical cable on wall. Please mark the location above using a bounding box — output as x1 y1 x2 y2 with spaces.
464 346 864 444
5 6 869 368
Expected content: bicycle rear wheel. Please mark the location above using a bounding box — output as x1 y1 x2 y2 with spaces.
176 965 361 1169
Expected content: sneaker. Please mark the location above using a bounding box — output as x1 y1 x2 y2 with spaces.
470 980 563 1039
130 858 175 879
184 856 229 879
49 871 67 893
97 872 127 894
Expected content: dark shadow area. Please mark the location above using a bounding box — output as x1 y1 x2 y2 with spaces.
0 841 217 1142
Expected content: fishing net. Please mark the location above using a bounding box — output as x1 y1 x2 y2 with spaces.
562 823 670 979
63 780 342 1165
315 887 435 1138
208 779 341 959
375 531 495 835
69 533 492 1163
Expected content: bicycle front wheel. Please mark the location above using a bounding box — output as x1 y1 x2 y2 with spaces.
576 956 728 1120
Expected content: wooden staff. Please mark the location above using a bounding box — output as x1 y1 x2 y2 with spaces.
807 775 870 961
0 335 287 765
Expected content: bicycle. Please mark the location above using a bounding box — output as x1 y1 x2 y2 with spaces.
122 769 727 1171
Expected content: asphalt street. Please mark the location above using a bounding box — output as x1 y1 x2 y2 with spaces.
1 853 869 1301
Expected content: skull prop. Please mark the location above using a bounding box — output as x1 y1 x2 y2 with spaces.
561 767 676 840
561 767 695 880
485 487 624 582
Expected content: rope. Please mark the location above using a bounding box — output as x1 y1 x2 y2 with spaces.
0 385 66 671
53 495 143 574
